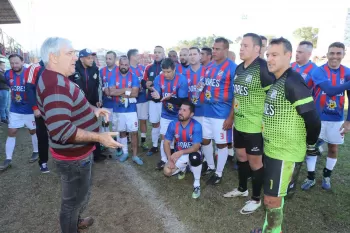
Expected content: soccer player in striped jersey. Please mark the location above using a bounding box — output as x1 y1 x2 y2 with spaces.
163 101 203 198
0 54 39 170
168 50 179 64
291 41 317 87
151 58 189 170
184 47 206 125
301 42 350 191
128 49 149 151
202 37 237 185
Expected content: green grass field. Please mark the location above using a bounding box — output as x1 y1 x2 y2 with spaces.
0 122 349 233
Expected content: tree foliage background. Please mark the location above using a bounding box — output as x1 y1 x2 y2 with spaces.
293 27 319 48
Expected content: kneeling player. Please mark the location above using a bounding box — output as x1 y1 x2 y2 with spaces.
163 101 203 199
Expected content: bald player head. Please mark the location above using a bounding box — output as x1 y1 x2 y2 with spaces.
179 48 190 67
228 51 236 62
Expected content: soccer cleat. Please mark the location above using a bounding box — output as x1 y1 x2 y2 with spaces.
201 167 215 177
141 142 149 151
206 173 221 185
155 160 166 170
240 200 261 214
178 171 186 180
132 156 143 165
301 178 316 191
322 177 331 190
116 148 123 157
40 163 50 173
147 147 159 156
192 186 201 199
119 153 129 162
223 188 249 198
0 159 12 171
29 152 39 163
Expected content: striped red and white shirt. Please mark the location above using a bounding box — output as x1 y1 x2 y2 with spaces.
36 69 99 160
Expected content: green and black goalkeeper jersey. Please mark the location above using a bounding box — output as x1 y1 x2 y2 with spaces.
234 57 275 133
262 68 315 162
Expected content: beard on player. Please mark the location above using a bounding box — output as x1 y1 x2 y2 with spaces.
120 67 128 74
178 113 190 122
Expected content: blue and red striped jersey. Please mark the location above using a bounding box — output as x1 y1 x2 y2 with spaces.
203 59 237 119
153 73 188 120
175 63 188 74
311 63 350 121
130 64 147 104
113 70 139 113
5 67 33 114
291 61 317 88
100 66 118 109
165 118 202 151
204 61 214 70
184 65 206 117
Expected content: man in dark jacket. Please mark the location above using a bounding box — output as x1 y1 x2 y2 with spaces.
0 60 9 123
25 60 50 173
70 49 105 162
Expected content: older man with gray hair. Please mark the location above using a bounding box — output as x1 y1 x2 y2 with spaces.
37 37 122 233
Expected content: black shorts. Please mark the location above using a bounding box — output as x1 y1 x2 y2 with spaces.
263 155 302 197
233 128 263 155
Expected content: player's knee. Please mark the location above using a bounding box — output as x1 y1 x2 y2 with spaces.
236 148 247 162
163 164 172 177
328 144 338 158
189 152 202 167
201 139 211 146
264 195 282 209
29 129 36 135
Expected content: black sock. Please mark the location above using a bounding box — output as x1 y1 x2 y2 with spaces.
307 171 315 180
251 167 264 201
141 137 146 143
323 168 332 178
237 161 250 192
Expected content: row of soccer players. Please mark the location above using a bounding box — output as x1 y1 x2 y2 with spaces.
98 34 349 233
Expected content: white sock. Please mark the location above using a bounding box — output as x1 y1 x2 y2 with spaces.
191 164 202 187
152 127 160 148
141 132 146 138
160 140 168 163
326 157 337 170
6 137 16 160
203 141 215 169
306 155 317 172
120 137 128 154
31 134 38 153
228 147 234 157
215 147 228 177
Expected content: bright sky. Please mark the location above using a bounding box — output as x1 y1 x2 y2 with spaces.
1 0 350 54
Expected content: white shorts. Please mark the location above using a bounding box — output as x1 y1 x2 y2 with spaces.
116 112 138 132
193 116 204 126
137 102 149 120
149 101 162 124
160 117 173 135
319 121 344 145
202 117 233 144
8 112 36 130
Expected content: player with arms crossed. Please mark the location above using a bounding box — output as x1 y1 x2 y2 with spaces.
301 42 350 190
151 58 188 170
163 101 203 198
223 33 275 214
251 38 321 233
201 37 237 185
104 56 143 165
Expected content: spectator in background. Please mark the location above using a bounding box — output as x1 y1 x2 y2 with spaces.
168 50 179 63
200 47 213 69
260 35 268 59
70 48 105 162
228 51 236 62
37 37 122 233
0 60 9 123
